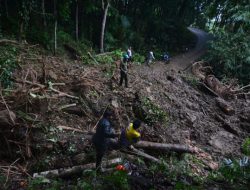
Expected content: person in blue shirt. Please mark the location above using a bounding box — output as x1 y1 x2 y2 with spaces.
162 52 170 63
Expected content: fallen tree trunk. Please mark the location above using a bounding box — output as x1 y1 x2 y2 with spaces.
121 147 160 163
216 98 235 115
33 158 122 178
0 39 19 45
88 52 99 64
95 52 113 57
135 141 197 154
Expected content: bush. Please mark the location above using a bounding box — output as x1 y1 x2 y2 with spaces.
102 171 130 190
211 161 250 189
26 27 50 49
242 138 250 156
206 28 250 84
133 53 145 63
142 98 168 125
0 45 18 88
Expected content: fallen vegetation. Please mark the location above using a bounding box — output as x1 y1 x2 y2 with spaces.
0 43 249 189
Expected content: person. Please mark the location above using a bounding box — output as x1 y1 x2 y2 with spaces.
119 54 129 88
146 51 155 66
92 110 119 171
162 52 170 63
127 47 132 63
119 119 141 148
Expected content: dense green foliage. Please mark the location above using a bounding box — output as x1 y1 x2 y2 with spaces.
0 0 205 53
242 137 250 156
209 160 250 189
205 1 250 84
142 97 168 125
1 1 249 84
0 45 18 88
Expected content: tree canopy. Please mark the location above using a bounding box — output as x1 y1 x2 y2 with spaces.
0 0 207 52
0 0 249 83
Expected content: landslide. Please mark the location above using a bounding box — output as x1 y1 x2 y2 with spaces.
0 43 249 188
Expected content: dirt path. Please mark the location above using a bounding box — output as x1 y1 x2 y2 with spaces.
135 27 212 82
168 27 212 71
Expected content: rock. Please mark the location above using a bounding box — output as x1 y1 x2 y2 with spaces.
146 87 151 93
209 131 237 154
48 70 58 80
111 99 119 108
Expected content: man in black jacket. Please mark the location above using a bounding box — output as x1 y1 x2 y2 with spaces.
92 110 119 171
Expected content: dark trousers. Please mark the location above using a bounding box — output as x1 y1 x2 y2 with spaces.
119 71 128 87
94 140 120 171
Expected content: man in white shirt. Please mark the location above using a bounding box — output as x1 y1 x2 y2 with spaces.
146 51 155 66
127 47 132 63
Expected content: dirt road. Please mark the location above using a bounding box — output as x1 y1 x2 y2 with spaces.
136 27 212 81
168 27 212 71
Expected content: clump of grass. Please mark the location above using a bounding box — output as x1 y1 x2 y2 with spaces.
142 97 168 125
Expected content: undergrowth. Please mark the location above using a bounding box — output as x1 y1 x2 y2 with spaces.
142 97 168 125
27 170 130 190
242 137 250 156
0 45 19 88
183 74 199 87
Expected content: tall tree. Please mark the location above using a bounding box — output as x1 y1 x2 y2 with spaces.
18 0 34 42
4 0 8 18
100 0 110 53
54 0 57 54
75 0 79 41
42 0 47 27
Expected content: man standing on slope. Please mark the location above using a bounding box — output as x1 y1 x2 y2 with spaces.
92 110 119 171
120 54 129 88
146 51 155 66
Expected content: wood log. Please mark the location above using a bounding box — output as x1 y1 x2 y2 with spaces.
56 125 86 133
95 52 113 57
191 61 206 80
124 147 161 163
216 98 235 115
134 141 196 154
58 103 77 110
33 158 122 178
59 106 86 116
199 82 219 97
0 39 19 45
87 52 99 64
